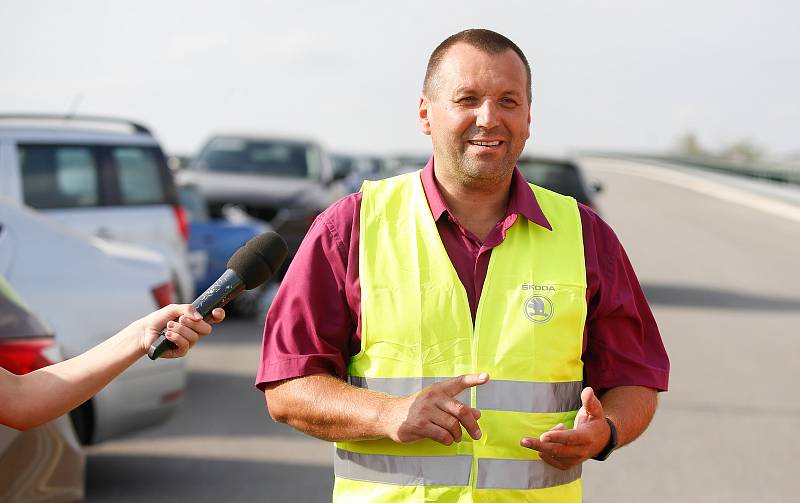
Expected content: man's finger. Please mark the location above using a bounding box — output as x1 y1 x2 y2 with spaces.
430 408 463 443
521 436 558 454
521 436 588 459
538 453 565 470
539 452 581 471
580 387 604 418
441 373 489 396
438 398 481 440
539 428 592 446
424 424 456 446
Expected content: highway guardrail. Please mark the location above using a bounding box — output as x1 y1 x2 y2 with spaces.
581 151 800 186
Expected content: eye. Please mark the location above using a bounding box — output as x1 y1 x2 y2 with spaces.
457 96 478 106
500 97 519 107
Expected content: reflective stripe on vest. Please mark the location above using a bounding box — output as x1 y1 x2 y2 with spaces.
335 171 587 502
477 458 582 490
349 376 582 413
335 449 472 486
335 449 581 490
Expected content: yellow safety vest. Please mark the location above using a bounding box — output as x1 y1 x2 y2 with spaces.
335 171 587 502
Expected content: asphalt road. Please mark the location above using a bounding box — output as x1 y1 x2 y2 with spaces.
579 157 800 502
86 157 800 502
86 315 335 502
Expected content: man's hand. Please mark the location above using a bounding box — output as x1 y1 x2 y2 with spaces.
135 304 226 358
381 373 489 446
520 387 609 470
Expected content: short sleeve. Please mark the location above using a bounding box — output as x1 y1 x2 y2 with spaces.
579 205 670 392
255 194 361 391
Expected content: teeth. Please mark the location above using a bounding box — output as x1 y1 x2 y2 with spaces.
470 141 500 147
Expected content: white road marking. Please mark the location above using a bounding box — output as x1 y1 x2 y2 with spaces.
583 157 800 223
87 435 334 466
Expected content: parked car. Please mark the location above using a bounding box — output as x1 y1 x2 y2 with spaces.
0 198 186 444
331 153 389 193
516 155 603 212
0 275 85 502
386 154 430 176
177 183 273 317
177 134 336 264
0 113 194 302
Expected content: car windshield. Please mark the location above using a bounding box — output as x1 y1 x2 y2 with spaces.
193 137 321 179
516 159 584 198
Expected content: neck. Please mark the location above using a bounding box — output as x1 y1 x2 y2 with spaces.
434 166 513 243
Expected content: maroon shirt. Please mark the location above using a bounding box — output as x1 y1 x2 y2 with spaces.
256 159 669 393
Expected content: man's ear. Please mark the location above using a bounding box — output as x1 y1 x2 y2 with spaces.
526 108 532 140
419 96 432 136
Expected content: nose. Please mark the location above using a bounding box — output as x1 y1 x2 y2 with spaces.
475 99 499 129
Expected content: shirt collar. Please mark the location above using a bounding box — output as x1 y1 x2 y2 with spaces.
420 156 552 231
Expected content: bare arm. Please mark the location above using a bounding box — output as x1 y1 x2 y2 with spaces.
265 374 389 441
600 385 658 446
265 372 489 445
0 304 225 431
521 385 658 469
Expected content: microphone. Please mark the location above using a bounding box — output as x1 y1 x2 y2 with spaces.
148 231 288 360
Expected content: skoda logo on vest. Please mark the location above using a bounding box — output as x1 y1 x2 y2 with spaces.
522 284 555 323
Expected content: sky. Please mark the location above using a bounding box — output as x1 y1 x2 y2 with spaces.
1 0 798 158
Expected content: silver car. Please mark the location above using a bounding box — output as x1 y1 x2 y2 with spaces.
0 199 186 444
0 113 194 303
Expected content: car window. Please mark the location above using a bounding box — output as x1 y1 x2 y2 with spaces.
177 185 209 222
516 160 584 199
113 147 167 205
19 145 100 209
19 144 172 208
194 138 317 179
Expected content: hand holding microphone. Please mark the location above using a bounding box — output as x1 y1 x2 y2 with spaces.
0 232 287 430
148 231 289 360
0 302 230 431
139 305 226 359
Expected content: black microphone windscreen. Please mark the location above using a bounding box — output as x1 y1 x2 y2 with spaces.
227 232 289 290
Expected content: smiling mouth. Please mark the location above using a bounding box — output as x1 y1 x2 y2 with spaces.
468 140 503 147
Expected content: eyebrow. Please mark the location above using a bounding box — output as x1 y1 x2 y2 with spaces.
451 86 524 98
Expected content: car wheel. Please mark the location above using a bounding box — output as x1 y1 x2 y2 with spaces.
69 399 94 445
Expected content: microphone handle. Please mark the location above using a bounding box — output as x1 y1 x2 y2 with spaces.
147 269 246 360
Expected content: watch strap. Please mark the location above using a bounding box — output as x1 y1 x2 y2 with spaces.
592 417 619 461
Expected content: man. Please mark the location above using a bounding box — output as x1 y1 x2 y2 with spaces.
257 29 669 502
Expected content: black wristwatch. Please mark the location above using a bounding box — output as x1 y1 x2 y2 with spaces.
592 417 619 461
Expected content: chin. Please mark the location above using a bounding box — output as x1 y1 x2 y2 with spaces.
461 159 516 184
466 153 515 172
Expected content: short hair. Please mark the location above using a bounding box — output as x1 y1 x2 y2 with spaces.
423 29 532 103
